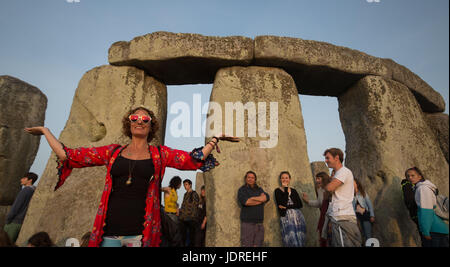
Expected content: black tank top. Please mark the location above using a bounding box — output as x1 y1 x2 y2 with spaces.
103 155 155 236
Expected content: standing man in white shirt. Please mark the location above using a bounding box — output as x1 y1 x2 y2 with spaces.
324 148 362 247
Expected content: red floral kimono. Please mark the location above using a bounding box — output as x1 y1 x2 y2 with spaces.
55 144 216 247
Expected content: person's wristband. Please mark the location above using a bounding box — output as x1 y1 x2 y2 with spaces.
207 141 216 148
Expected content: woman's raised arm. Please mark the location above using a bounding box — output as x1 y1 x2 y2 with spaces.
25 126 67 160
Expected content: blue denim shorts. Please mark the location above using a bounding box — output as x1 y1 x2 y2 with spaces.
100 235 142 247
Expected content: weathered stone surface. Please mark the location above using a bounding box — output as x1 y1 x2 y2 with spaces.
254 35 445 113
0 205 11 230
204 66 318 247
0 76 47 205
17 65 167 246
195 172 205 194
424 113 449 163
338 75 449 247
109 31 254 85
310 161 330 178
382 59 445 113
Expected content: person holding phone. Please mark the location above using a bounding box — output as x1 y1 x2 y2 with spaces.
274 171 306 247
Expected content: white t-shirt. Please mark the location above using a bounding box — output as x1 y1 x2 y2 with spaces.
330 166 356 218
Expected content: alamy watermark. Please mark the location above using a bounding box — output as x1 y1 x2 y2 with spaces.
169 94 279 148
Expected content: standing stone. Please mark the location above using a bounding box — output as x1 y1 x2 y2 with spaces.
338 75 449 247
17 65 167 246
204 66 318 247
424 113 449 163
310 161 330 178
0 75 47 205
0 206 11 230
195 172 205 194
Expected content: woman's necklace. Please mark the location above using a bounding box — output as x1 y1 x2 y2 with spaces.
126 159 137 185
124 144 152 185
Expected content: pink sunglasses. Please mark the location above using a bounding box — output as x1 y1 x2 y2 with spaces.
128 114 151 123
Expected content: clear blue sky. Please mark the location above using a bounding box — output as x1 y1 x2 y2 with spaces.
1 0 448 199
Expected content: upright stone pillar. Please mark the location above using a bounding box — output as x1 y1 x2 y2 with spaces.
0 76 47 230
424 113 449 163
195 172 205 194
204 66 318 247
0 76 47 205
17 65 167 246
338 75 449 247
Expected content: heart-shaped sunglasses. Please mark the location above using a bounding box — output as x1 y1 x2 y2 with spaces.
128 114 151 123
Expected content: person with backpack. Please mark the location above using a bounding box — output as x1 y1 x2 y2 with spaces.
405 167 449 247
401 178 419 227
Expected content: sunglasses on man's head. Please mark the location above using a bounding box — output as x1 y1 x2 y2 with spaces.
128 114 151 123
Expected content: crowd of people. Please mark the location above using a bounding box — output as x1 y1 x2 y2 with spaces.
236 148 448 247
0 106 448 247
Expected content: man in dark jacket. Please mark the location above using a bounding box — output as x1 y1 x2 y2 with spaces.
3 172 38 243
237 171 270 247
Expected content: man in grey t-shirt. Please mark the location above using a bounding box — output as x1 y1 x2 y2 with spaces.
3 172 38 243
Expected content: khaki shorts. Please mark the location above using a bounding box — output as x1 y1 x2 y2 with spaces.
3 223 22 243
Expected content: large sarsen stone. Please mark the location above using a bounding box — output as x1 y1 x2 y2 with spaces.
338 75 449 247
204 66 318 247
16 65 167 245
0 76 47 205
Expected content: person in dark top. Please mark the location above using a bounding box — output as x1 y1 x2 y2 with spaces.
103 154 155 237
274 171 307 247
25 106 239 247
401 178 419 227
195 185 207 247
237 171 270 247
3 172 38 244
179 179 200 247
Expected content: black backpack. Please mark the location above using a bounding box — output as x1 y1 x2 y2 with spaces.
401 179 418 226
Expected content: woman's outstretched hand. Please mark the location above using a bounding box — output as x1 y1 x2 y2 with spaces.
212 134 240 153
24 126 47 135
214 133 240 142
24 126 67 161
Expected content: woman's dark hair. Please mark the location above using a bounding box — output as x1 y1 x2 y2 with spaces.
169 176 182 189
183 179 192 186
405 167 426 182
27 232 54 247
278 171 291 180
122 107 159 143
244 171 258 188
354 178 366 198
316 172 332 201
